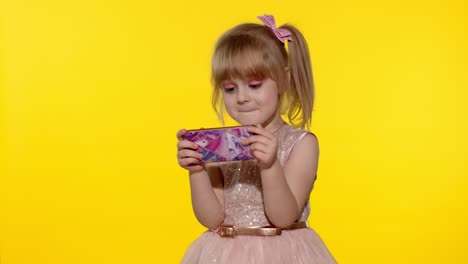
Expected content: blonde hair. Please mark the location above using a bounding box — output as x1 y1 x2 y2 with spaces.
211 23 314 129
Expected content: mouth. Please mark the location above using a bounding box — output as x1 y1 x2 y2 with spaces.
238 108 256 112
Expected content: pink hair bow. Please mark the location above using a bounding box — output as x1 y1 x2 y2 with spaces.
257 14 292 43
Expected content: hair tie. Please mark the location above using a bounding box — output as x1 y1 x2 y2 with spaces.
257 14 292 61
257 14 293 44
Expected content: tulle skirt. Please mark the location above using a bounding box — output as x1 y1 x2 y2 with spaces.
181 228 337 264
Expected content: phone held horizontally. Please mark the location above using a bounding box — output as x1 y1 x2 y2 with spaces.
183 126 254 163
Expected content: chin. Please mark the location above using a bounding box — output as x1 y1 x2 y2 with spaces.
235 117 256 126
234 112 266 126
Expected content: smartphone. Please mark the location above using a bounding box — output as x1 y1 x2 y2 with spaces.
183 126 254 163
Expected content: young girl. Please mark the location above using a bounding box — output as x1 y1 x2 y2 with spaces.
176 14 336 263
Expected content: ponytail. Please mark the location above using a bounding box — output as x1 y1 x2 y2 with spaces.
280 24 314 129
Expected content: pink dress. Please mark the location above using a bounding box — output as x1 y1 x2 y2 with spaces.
182 124 337 263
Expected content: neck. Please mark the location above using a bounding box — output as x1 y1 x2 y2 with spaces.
263 112 285 134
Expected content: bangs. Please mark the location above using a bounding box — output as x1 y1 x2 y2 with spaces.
212 36 274 87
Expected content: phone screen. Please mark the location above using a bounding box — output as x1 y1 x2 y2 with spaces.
183 126 254 163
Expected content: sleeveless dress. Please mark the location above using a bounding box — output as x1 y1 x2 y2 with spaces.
181 124 337 263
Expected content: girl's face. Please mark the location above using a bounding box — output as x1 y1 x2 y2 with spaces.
221 77 282 130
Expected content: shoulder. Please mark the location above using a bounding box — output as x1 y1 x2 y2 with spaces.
279 125 316 142
290 131 319 160
294 128 318 146
300 131 318 148
284 131 319 183
277 124 319 164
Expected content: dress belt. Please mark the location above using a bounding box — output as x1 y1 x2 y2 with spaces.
216 221 309 238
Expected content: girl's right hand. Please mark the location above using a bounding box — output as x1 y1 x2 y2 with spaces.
177 129 205 173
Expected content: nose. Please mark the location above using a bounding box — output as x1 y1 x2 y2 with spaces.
237 87 249 104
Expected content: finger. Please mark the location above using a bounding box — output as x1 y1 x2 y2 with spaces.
247 125 274 139
249 143 269 155
177 140 199 151
178 149 204 160
176 129 187 140
252 150 266 161
242 135 271 146
180 157 201 167
250 149 267 162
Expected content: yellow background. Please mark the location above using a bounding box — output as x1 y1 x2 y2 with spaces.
2 0 467 263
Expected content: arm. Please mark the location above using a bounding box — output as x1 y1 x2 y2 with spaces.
188 164 225 230
243 126 318 228
262 133 318 227
176 129 225 230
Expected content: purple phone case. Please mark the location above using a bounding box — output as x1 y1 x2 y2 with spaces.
183 126 254 163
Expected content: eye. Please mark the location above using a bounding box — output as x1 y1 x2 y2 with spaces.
223 86 236 93
248 79 263 89
249 82 263 89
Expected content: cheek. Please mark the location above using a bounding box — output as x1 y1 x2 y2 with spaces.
222 95 232 105
261 91 279 107
222 96 236 112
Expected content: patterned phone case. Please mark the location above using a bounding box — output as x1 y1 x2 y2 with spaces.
183 126 254 163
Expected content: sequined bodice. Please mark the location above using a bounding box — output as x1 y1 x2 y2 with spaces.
220 124 312 227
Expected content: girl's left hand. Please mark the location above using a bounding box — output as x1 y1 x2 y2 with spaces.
242 124 278 170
